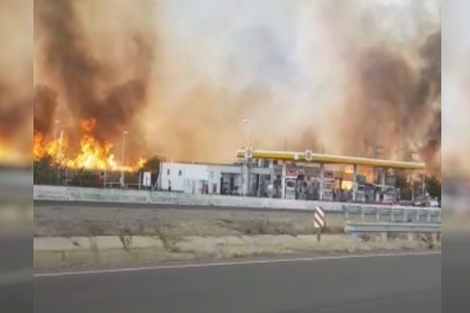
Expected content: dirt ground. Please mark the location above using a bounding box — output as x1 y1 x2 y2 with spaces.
34 202 355 237
34 202 441 270
34 234 440 270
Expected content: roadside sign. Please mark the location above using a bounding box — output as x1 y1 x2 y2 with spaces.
314 206 326 242
314 206 325 228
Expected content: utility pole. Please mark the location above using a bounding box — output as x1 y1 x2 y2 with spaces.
53 120 60 142
57 130 64 184
53 120 60 184
243 119 250 147
242 119 250 197
120 131 129 188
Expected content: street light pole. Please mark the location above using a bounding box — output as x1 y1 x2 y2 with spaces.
54 120 60 141
243 119 250 147
53 120 61 184
120 131 129 188
242 119 251 197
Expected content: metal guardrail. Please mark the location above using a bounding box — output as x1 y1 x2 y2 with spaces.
345 221 441 243
342 205 441 223
344 222 441 234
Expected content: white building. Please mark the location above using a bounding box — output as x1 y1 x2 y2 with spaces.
158 162 272 195
159 163 210 194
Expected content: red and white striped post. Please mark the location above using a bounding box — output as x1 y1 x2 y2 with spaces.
314 206 326 242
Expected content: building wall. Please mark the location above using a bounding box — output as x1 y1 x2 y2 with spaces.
159 163 209 193
159 162 247 195
209 165 242 195
160 161 359 197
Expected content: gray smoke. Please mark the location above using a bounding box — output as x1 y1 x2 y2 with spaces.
35 0 155 143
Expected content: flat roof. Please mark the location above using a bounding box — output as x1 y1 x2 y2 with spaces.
235 149 425 170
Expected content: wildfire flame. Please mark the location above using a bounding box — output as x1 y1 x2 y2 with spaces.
339 165 376 190
33 118 146 171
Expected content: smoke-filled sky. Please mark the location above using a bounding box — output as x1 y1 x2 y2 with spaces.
33 0 441 167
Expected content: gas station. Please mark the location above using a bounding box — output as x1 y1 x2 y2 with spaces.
236 148 426 202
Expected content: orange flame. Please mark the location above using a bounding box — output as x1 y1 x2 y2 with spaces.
33 118 145 171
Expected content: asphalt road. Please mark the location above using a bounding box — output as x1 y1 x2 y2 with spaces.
35 252 441 313
0 231 33 313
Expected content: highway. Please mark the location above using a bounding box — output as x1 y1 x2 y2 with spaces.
0 231 33 313
35 252 441 313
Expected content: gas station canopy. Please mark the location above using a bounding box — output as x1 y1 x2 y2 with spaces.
235 149 425 171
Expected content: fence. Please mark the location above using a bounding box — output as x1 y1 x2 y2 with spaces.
33 185 441 214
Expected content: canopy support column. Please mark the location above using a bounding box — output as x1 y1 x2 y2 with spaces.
352 164 358 202
320 163 324 201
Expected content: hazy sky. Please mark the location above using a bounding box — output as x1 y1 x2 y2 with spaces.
33 0 441 164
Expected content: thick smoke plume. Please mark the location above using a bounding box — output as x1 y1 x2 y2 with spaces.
34 0 441 169
33 85 58 136
35 0 155 150
339 29 441 169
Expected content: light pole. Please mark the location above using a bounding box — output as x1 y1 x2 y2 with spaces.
120 131 129 188
53 120 61 184
53 120 60 141
242 119 250 197
242 119 250 147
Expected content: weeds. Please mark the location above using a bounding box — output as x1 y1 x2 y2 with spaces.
118 224 133 251
323 226 344 235
418 233 434 249
85 221 106 237
231 219 300 236
89 238 100 262
152 221 182 252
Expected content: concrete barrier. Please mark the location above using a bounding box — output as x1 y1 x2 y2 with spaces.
33 185 440 213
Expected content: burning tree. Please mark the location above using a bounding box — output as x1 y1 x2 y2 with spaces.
33 118 146 173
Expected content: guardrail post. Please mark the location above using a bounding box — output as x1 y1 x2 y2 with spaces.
390 209 394 222
415 209 419 222
403 209 407 222
427 210 431 222
376 208 380 221
360 206 365 221
344 207 349 220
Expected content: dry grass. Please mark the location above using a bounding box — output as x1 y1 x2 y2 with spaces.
34 204 348 238
34 203 442 271
34 233 440 270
